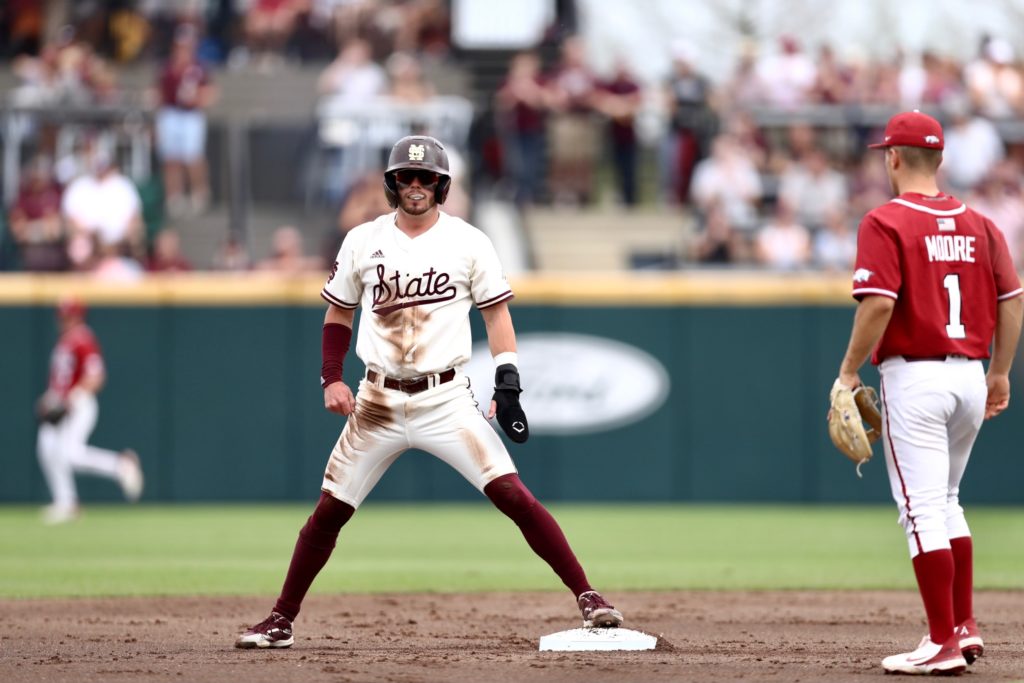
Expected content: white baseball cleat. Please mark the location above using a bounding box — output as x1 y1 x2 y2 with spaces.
119 449 144 502
41 504 80 525
235 612 294 649
956 618 984 664
882 634 967 675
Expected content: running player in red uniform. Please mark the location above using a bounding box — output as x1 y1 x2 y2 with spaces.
36 298 143 524
836 111 1023 675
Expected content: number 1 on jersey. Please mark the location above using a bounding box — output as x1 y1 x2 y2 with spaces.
943 273 966 339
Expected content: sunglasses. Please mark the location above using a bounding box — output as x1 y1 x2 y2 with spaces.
394 169 440 189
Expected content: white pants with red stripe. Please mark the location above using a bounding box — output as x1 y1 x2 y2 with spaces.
879 356 986 558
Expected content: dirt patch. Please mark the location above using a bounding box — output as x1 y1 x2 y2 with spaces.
3 591 1023 682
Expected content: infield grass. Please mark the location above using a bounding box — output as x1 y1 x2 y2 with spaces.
0 504 1022 598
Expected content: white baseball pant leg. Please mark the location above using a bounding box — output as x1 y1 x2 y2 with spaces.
879 357 986 558
322 372 517 508
37 392 124 509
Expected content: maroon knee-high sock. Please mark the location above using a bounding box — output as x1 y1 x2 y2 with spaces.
273 492 355 621
484 473 592 597
950 537 974 624
912 548 956 644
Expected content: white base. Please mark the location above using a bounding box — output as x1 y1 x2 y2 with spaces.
539 628 658 651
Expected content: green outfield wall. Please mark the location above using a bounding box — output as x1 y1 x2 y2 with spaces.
2 274 1021 505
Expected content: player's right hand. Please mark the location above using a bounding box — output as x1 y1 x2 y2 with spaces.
324 382 355 416
984 372 1010 420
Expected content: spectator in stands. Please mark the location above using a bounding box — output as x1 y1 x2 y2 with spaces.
214 235 252 271
384 51 436 104
317 38 387 101
257 225 322 273
965 36 1024 119
91 239 145 282
146 228 193 272
242 0 304 70
754 200 812 270
810 44 852 104
61 141 144 270
812 207 858 272
918 51 966 107
327 169 393 263
848 153 891 220
595 58 643 207
969 161 1024 267
8 155 67 272
691 200 747 265
690 133 763 232
545 35 600 205
777 148 848 232
663 40 718 204
722 40 764 111
5 0 44 57
154 25 216 219
941 97 1005 194
495 51 549 207
754 35 816 109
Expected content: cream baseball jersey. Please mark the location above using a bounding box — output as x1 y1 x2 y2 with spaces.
852 192 1023 364
321 211 513 378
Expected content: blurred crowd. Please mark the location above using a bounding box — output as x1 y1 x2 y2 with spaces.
491 33 1024 271
3 2 1024 275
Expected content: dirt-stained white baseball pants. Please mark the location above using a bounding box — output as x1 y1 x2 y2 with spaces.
321 371 518 507
879 356 986 558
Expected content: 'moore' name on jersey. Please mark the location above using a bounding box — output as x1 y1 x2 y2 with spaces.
321 211 513 378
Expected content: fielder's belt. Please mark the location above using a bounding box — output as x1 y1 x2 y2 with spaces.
367 368 456 394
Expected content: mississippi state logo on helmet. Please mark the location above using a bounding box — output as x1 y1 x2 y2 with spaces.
383 135 452 208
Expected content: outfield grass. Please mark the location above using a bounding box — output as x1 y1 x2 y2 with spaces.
0 504 1022 598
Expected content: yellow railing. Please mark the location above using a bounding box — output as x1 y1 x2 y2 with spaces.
0 271 860 306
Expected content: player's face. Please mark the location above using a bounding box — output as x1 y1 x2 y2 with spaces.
395 170 439 216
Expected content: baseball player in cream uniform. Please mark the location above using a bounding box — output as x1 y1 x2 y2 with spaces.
236 136 622 649
837 111 1023 675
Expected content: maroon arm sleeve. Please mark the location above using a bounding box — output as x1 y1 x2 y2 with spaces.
321 323 352 388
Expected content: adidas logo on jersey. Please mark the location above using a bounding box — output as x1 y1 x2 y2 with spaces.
371 249 385 259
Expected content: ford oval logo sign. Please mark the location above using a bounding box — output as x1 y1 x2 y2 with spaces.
465 333 670 435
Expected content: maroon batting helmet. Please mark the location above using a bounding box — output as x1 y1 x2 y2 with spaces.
383 135 452 208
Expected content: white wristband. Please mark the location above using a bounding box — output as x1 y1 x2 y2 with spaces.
493 351 518 368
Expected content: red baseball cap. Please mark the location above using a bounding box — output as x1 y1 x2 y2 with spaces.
868 110 944 150
57 296 86 318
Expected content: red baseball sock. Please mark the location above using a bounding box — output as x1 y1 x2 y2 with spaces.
912 548 956 644
484 474 592 597
950 536 974 624
274 492 355 621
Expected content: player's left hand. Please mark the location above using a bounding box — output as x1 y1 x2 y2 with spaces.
490 364 529 443
984 372 1010 419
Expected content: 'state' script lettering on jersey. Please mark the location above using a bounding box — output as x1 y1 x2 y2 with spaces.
924 235 976 263
371 263 457 315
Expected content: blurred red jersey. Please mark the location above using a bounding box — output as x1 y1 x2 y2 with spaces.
48 323 104 397
852 192 1022 364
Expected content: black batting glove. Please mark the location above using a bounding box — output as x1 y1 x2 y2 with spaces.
492 363 529 443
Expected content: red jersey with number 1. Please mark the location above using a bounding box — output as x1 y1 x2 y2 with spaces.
852 192 1022 364
48 323 104 398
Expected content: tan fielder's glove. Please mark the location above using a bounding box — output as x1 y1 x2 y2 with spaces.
828 379 882 477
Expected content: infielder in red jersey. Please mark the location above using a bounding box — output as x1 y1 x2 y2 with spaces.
236 136 623 650
36 298 143 524
837 111 1024 675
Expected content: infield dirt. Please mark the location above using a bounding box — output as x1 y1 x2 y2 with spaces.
3 590 1023 682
